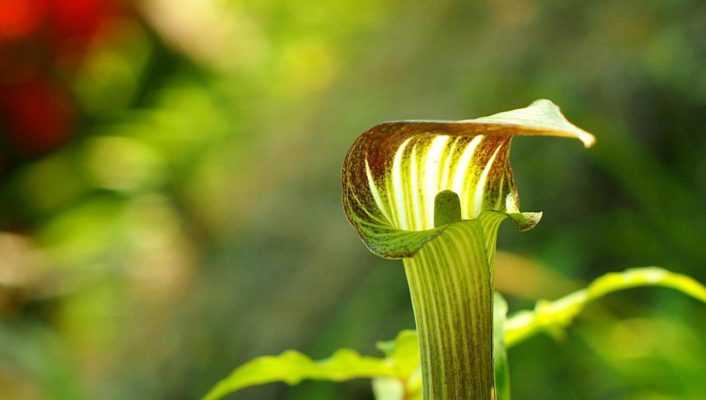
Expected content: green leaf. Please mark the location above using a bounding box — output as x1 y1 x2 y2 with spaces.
202 349 394 400
376 330 420 379
504 267 706 346
203 330 424 400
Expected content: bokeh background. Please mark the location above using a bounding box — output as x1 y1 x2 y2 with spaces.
1 1 705 399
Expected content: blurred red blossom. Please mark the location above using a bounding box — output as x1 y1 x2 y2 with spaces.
0 0 126 157
0 0 44 40
48 0 122 60
0 78 74 154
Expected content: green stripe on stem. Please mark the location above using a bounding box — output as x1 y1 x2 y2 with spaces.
403 209 505 399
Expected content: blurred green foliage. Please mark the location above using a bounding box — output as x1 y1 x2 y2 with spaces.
1 1 705 399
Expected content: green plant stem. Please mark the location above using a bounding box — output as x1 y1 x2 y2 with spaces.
403 221 493 400
504 267 706 347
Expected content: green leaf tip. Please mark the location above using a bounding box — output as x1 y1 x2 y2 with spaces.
342 99 593 259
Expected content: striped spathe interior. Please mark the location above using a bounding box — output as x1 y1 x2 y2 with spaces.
342 99 594 259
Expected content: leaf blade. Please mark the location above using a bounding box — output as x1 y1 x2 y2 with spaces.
202 349 395 400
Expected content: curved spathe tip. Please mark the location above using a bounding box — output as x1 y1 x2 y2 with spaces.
467 99 596 148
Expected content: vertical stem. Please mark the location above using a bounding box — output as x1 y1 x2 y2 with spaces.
403 221 494 399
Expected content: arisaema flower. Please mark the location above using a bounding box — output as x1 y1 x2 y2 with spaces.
342 99 594 399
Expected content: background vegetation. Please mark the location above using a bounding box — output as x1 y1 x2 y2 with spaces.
1 1 704 399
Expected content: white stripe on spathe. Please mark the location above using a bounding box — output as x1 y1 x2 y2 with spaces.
391 137 412 229
422 135 450 229
365 159 391 224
